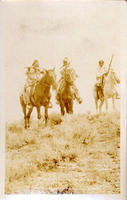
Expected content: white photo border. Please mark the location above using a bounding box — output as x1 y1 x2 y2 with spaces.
0 0 127 200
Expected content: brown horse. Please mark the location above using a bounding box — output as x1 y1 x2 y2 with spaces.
20 68 57 128
94 70 120 113
57 81 75 115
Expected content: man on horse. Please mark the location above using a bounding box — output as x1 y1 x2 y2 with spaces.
23 59 42 105
95 56 120 101
23 59 52 107
96 60 107 87
56 57 82 104
95 59 107 97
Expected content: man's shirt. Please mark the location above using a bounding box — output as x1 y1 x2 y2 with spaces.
96 66 107 78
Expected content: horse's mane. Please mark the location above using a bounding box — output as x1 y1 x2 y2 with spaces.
39 70 51 86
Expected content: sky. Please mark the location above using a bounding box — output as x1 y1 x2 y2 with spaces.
3 0 123 122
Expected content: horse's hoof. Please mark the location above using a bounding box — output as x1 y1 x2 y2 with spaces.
24 125 27 129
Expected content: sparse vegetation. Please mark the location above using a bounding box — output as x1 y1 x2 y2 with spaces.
5 111 120 194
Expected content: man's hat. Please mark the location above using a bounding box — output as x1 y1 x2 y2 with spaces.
99 60 104 66
32 59 39 67
62 57 70 66
63 57 69 62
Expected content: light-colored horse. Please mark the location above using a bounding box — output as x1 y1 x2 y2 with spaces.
94 70 120 113
20 68 57 128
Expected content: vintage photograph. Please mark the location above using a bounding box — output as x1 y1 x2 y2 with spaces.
5 0 121 195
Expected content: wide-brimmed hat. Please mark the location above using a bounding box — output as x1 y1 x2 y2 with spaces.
99 60 104 66
32 59 39 67
62 57 71 67
63 57 70 64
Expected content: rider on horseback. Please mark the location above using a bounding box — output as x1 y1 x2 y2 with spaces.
56 57 82 104
95 58 120 99
24 59 42 105
31 59 42 79
24 59 53 107
24 60 41 89
96 60 107 88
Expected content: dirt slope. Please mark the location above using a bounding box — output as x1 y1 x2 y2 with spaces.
5 112 120 194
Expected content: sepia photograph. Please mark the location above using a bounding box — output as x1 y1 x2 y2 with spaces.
1 0 126 199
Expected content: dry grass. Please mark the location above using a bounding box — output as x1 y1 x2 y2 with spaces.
5 111 120 194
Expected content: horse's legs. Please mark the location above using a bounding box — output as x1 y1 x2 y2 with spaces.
93 85 98 113
20 95 27 129
23 106 27 128
36 106 41 119
112 97 115 111
65 102 69 114
23 107 27 129
36 106 42 127
71 101 74 114
44 106 48 125
95 98 98 113
105 98 108 112
60 101 65 115
26 106 33 128
97 87 104 113
68 100 73 114
94 93 99 113
99 98 104 113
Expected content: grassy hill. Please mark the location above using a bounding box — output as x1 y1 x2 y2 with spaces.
5 111 120 194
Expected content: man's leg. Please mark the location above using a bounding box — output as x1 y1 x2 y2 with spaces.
72 84 82 104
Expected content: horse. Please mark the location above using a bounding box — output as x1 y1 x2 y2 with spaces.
20 68 57 128
57 80 75 115
93 70 120 113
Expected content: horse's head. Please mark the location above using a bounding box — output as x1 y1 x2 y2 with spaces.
110 70 120 85
45 68 57 90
